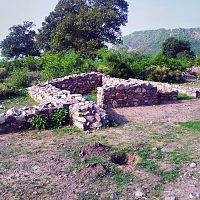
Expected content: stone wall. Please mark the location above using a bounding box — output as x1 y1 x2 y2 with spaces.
48 72 103 95
1 72 200 134
129 78 200 98
0 103 57 134
0 73 108 134
98 76 158 109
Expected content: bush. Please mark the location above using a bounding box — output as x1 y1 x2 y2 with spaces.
96 48 134 79
31 115 47 129
31 109 70 130
145 66 182 83
8 67 32 89
0 68 8 80
41 51 88 80
51 109 69 128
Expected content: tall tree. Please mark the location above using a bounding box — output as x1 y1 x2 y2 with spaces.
162 37 195 59
0 21 40 58
37 0 128 57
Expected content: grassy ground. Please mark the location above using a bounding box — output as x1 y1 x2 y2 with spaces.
180 80 200 88
0 119 199 199
0 92 38 113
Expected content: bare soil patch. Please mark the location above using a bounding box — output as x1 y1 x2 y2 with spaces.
108 99 200 124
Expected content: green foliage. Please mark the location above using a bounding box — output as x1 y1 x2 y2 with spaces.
0 68 8 80
179 121 200 131
8 67 32 89
195 56 200 65
0 21 40 58
31 109 70 130
31 115 47 129
178 93 195 100
41 51 89 80
51 109 69 128
145 66 182 82
37 0 128 57
96 48 135 79
162 37 195 59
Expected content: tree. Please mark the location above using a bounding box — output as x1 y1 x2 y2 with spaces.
162 37 195 59
0 21 40 58
37 0 128 57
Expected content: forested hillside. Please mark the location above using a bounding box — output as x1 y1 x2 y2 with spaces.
119 28 200 55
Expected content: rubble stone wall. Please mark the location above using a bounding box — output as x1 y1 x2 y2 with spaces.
98 76 158 109
48 72 103 95
1 72 200 134
129 78 200 98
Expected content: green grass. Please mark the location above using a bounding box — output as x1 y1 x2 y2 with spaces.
1 161 13 169
85 90 97 103
111 167 134 187
177 93 195 100
0 92 38 113
53 126 83 136
167 150 192 164
179 121 200 131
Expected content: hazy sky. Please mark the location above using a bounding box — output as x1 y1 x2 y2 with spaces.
0 0 200 42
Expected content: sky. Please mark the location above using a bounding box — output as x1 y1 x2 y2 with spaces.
0 0 200 42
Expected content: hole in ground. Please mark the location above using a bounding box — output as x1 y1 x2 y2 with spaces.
111 152 139 166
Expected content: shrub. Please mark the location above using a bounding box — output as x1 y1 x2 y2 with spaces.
51 109 69 128
96 48 134 79
0 68 8 80
22 56 42 71
41 51 87 80
31 109 70 130
8 67 32 89
145 66 182 82
31 115 47 129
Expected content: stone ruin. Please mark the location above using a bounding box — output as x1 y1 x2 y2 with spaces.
0 72 200 134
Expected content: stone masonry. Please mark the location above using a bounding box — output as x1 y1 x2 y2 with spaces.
1 72 200 134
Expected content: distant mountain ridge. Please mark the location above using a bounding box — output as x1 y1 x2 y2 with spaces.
119 28 200 55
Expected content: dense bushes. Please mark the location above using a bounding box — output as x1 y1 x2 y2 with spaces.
0 48 198 99
145 66 182 82
95 49 193 81
41 51 94 80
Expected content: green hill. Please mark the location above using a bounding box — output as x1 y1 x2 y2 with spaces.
119 28 200 55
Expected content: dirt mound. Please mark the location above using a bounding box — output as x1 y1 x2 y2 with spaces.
78 163 109 179
80 142 110 157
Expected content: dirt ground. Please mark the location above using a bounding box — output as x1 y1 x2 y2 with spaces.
0 99 200 200
108 99 200 124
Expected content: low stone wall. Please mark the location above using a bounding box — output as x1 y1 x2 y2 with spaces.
129 78 200 98
48 72 103 95
0 103 57 134
27 83 108 131
1 72 200 134
98 77 158 109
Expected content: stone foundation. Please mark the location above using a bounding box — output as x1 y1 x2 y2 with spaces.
48 72 103 95
1 72 200 134
98 77 158 109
